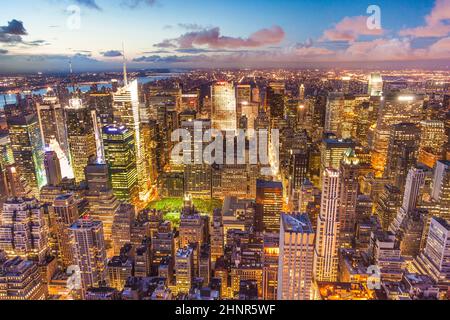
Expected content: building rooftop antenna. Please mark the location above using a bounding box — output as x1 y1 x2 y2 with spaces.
122 42 128 86
69 59 77 96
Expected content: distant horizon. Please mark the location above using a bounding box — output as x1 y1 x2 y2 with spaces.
1 0 450 72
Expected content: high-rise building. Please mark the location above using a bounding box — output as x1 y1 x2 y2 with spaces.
7 113 46 196
368 73 383 97
325 93 344 135
44 150 62 186
69 218 108 294
262 233 279 300
376 184 402 230
111 204 134 256
113 79 150 203
431 160 450 220
255 180 283 233
320 137 355 178
390 167 426 234
102 125 138 205
0 257 47 300
314 168 340 282
36 95 69 157
0 198 48 263
52 194 79 267
418 120 446 168
84 160 121 244
179 210 204 249
372 93 423 176
266 82 285 122
66 98 97 183
211 82 237 132
413 217 450 286
384 123 420 189
338 149 360 248
369 231 405 282
277 213 315 300
175 246 194 294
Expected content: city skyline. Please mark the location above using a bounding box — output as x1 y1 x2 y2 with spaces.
0 0 449 72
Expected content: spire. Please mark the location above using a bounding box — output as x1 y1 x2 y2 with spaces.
122 42 128 86
69 59 77 95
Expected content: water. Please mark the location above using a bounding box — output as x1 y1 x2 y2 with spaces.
0 74 177 109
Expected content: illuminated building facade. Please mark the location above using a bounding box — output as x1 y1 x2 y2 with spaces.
36 95 69 157
372 93 423 176
69 218 108 294
314 168 340 282
255 180 283 233
0 257 47 300
0 198 48 263
66 98 97 184
211 82 237 132
6 113 46 196
175 246 194 294
278 213 315 300
102 125 138 205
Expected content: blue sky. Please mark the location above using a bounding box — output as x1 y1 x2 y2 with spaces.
0 0 449 72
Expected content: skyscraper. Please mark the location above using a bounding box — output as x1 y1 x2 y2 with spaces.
338 149 360 248
431 160 450 220
84 159 121 244
70 218 108 294
52 193 79 267
372 93 423 176
0 257 47 300
211 81 237 132
277 213 315 300
413 217 450 286
66 98 97 183
175 246 194 294
267 82 285 122
255 180 283 233
7 113 46 196
44 150 62 186
314 168 340 282
368 73 383 97
418 120 446 168
36 94 69 157
389 167 426 233
0 198 48 262
325 93 344 135
384 123 420 189
102 125 138 205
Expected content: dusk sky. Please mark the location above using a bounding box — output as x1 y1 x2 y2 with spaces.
0 0 449 72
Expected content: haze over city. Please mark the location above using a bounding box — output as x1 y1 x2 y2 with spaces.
0 0 450 72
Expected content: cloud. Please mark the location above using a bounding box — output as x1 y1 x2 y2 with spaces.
159 25 285 50
154 39 177 48
73 0 102 10
178 23 204 31
133 54 203 63
0 19 28 43
342 38 413 60
101 50 123 57
399 0 450 37
0 49 8 54
120 0 157 8
321 16 383 42
426 37 450 58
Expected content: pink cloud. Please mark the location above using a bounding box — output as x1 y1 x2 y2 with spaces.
321 16 384 42
341 38 415 61
399 0 450 37
427 37 450 58
171 26 285 49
